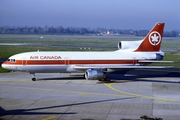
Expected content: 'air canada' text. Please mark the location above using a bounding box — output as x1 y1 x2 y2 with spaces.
30 56 62 60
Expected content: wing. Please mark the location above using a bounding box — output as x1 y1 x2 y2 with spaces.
138 60 174 63
73 64 174 71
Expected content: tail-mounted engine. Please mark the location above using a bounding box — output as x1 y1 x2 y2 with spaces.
118 40 143 50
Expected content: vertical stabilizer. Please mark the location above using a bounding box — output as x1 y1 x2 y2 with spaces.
134 22 164 52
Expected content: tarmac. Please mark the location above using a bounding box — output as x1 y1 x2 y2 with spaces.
0 68 180 120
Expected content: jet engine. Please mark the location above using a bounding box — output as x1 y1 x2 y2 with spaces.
118 40 143 50
85 69 105 80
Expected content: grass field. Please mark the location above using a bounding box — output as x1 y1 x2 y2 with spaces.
0 34 179 72
1 34 180 48
0 34 142 48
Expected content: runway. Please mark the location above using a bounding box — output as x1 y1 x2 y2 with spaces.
0 69 180 120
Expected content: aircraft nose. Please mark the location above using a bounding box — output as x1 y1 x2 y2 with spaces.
1 62 8 69
1 62 16 70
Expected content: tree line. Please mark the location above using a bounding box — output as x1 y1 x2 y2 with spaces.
0 26 179 37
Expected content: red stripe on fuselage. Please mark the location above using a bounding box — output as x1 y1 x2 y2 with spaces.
3 59 139 65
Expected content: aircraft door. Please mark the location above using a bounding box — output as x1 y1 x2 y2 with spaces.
22 57 27 66
64 57 69 65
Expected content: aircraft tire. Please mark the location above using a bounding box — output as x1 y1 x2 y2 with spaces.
105 78 111 82
32 78 36 81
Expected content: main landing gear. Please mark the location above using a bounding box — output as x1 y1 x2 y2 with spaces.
31 73 36 81
98 78 111 82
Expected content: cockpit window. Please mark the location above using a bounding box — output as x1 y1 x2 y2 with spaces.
7 59 16 62
11 59 16 62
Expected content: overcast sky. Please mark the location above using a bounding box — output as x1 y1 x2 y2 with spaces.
0 0 179 30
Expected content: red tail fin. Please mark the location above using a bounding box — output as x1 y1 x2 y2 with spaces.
134 22 164 52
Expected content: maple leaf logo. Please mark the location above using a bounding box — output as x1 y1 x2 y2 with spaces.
149 31 161 46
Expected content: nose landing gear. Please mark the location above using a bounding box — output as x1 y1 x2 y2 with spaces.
32 77 36 81
31 73 36 81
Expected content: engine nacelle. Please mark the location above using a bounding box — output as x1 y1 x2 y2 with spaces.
85 69 105 80
118 40 143 50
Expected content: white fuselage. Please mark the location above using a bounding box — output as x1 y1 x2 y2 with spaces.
2 50 161 73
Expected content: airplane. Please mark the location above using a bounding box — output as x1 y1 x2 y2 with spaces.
1 22 172 81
